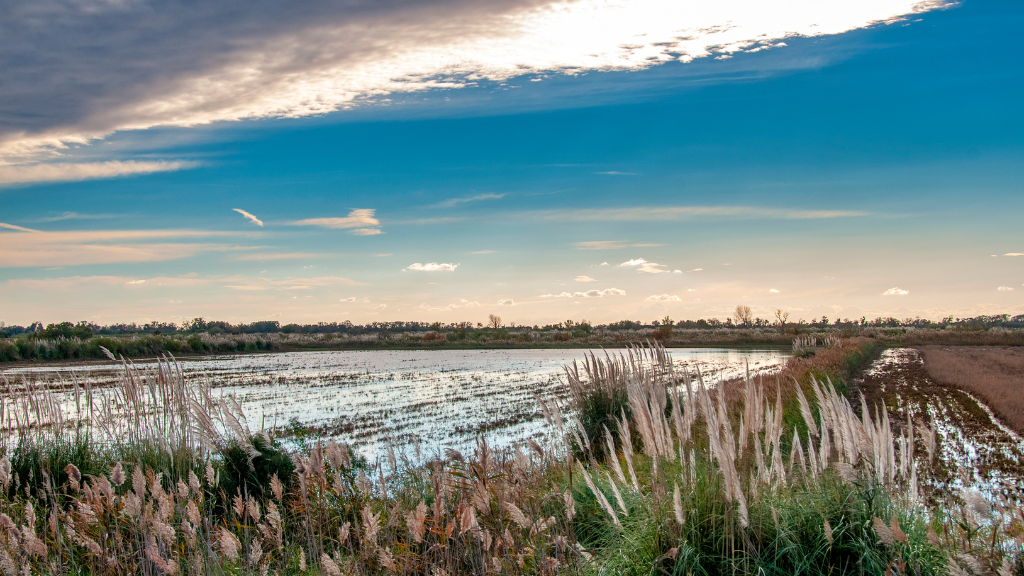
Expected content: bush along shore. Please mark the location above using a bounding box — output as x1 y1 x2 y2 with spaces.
0 342 1021 575
3 315 1024 363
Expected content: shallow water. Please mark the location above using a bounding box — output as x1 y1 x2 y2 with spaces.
2 348 787 459
857 348 1024 503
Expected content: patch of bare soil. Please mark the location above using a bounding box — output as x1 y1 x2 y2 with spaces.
917 345 1024 435
855 348 1024 504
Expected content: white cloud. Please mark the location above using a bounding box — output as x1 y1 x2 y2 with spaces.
769 288 779 293
461 299 481 307
293 209 381 235
339 297 357 302
0 161 195 185
575 275 597 282
497 299 515 306
619 258 668 273
0 0 948 167
997 286 1014 291
599 262 609 266
404 262 459 272
0 222 39 233
596 171 637 176
541 288 626 298
232 208 264 227
688 268 703 272
673 270 682 273
882 287 909 296
1006 253 1024 257
433 193 506 208
646 294 681 302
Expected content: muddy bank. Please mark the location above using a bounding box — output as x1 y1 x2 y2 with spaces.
855 348 1024 504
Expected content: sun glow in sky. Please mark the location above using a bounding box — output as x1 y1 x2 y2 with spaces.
0 0 1021 325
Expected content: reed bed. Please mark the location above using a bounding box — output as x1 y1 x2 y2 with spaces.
0 345 1020 575
917 346 1024 434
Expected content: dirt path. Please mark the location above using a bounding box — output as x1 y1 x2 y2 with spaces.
854 348 1024 504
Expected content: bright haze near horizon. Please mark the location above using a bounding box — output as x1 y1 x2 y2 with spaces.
0 0 1021 326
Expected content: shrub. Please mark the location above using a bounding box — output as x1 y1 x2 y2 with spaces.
218 434 295 505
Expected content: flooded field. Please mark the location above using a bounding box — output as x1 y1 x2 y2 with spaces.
2 347 788 460
857 348 1024 503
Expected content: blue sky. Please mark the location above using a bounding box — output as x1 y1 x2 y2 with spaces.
0 0 1021 325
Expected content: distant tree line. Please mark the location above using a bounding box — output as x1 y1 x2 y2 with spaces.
3 312 1024 341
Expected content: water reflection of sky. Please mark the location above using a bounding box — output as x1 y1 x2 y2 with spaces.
3 348 788 461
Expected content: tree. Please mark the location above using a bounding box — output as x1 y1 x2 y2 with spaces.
662 315 673 327
488 314 502 329
734 305 753 326
774 309 790 332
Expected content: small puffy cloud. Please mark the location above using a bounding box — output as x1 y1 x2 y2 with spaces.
541 288 626 298
404 262 459 272
575 275 597 282
1005 253 1024 257
621 258 668 273
461 299 481 307
673 270 682 273
769 288 779 293
646 294 681 302
498 299 514 306
599 262 609 266
882 287 909 296
293 209 381 235
688 268 703 272
374 303 387 309
339 297 356 302
997 286 1014 291
232 208 263 227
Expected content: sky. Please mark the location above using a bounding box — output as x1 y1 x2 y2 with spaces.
0 0 1022 326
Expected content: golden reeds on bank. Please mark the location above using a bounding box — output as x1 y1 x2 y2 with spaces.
0 342 1021 575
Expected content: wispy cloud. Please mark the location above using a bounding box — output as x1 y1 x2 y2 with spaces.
339 297 357 302
472 250 497 254
497 299 515 306
233 208 264 227
35 212 121 222
646 294 681 302
293 209 381 235
0 225 239 267
0 222 40 233
596 171 637 176
575 240 662 250
234 252 320 261
769 288 780 293
1005 253 1024 257
575 275 597 282
530 206 870 222
541 288 625 298
0 161 195 185
997 286 1014 291
882 287 909 296
688 268 703 272
433 193 506 208
404 262 459 272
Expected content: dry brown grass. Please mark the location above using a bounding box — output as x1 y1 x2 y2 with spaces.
917 346 1024 435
